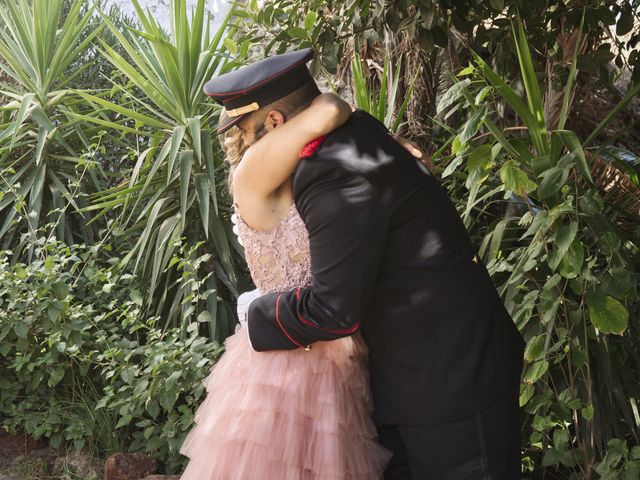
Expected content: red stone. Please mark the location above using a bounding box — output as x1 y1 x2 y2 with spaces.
0 428 47 460
103 452 156 480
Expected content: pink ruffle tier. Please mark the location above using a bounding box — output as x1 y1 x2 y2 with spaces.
179 329 391 479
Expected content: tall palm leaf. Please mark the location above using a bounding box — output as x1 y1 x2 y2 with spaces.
81 0 245 341
0 0 108 252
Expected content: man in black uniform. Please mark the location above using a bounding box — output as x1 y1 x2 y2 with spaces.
205 48 525 479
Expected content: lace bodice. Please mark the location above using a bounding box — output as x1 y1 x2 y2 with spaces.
232 203 312 294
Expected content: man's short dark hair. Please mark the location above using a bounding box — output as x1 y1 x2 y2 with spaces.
266 80 320 120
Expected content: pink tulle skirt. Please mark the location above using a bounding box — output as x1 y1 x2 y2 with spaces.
179 328 391 479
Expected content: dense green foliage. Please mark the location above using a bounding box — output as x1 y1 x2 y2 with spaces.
235 0 640 79
435 20 640 476
0 236 221 466
234 0 640 148
0 0 245 472
1 0 639 477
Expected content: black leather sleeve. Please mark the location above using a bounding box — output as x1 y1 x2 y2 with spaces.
246 160 388 351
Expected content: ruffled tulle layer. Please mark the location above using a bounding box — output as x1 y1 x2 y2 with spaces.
179 329 391 479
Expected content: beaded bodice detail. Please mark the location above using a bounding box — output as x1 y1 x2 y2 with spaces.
232 203 312 294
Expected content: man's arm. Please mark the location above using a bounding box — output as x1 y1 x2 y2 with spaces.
246 160 389 351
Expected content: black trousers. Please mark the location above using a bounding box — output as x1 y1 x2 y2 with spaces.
378 389 521 479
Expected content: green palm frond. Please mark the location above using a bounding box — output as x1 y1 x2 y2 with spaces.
82 0 244 339
0 0 109 251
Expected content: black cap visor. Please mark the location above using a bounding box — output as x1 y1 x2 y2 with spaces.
217 111 249 135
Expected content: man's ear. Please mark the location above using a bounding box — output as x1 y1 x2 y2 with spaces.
264 110 285 131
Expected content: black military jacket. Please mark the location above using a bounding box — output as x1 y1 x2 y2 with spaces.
247 110 525 426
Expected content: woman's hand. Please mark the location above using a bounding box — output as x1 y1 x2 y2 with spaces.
392 134 436 175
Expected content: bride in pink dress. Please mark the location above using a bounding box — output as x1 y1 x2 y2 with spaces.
179 93 391 479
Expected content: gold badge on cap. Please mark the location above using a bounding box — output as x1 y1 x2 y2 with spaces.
224 102 260 117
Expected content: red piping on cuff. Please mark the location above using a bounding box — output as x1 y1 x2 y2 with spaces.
294 289 362 335
275 294 305 348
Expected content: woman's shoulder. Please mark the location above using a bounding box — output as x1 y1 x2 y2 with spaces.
232 188 294 233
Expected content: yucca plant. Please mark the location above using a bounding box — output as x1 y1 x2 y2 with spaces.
351 49 419 134
437 15 640 477
79 0 245 341
0 0 111 253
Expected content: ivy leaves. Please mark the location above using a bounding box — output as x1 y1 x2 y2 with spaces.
594 439 640 478
437 15 639 475
500 160 537 197
0 239 223 465
587 291 629 336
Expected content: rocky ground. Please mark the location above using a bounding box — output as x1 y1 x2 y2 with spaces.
0 430 180 480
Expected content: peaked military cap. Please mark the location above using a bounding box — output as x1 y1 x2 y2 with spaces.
204 48 315 134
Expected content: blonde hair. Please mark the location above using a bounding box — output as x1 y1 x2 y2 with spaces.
220 124 246 195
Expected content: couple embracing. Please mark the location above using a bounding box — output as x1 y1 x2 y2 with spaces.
179 48 525 480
